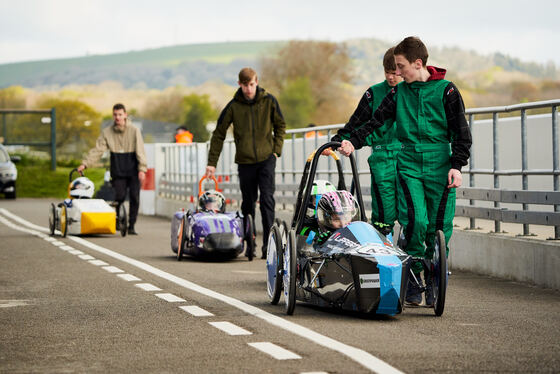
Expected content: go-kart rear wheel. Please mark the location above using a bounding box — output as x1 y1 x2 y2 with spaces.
117 204 127 237
48 203 56 236
431 230 448 316
244 214 255 261
283 229 297 315
266 224 284 305
60 204 68 238
177 215 188 261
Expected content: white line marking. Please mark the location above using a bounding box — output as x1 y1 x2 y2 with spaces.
43 237 57 242
209 321 252 336
102 266 124 273
301 372 329 374
0 208 405 374
117 274 141 282
248 342 301 360
68 249 84 255
51 240 65 246
78 254 95 260
135 283 162 291
231 270 267 274
155 293 185 302
179 305 214 317
89 259 109 266
60 245 74 251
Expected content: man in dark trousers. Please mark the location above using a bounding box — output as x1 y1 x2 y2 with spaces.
78 103 147 235
205 67 286 259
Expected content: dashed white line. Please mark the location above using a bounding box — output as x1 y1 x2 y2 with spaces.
50 240 65 246
301 372 329 374
155 293 185 302
59 245 74 251
78 254 95 260
117 273 141 282
135 283 162 291
209 321 252 336
68 249 84 255
179 305 214 317
102 266 124 273
248 342 301 360
89 259 109 266
0 208 405 374
43 237 56 242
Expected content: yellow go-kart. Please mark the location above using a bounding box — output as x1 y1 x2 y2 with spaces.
48 169 127 237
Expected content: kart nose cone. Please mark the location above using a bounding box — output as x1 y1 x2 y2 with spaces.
203 233 243 253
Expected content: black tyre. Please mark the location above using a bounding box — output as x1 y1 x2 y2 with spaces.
280 220 289 248
177 214 188 261
432 230 448 316
60 204 68 238
117 204 127 237
245 214 255 261
48 203 56 236
283 229 297 315
266 224 284 305
5 184 16 199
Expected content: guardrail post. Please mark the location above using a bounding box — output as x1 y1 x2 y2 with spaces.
521 109 531 236
468 113 476 229
50 107 56 170
553 105 559 239
493 112 501 233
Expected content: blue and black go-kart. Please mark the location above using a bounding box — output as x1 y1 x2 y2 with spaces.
266 141 448 317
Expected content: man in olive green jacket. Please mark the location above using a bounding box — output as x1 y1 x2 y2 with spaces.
206 67 286 259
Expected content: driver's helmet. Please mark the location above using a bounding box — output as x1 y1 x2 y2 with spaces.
70 177 95 199
307 179 336 216
317 190 359 231
199 190 225 213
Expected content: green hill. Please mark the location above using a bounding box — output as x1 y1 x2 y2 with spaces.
0 39 557 89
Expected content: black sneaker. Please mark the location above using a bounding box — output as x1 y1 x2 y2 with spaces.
128 226 138 235
405 274 423 306
260 246 267 260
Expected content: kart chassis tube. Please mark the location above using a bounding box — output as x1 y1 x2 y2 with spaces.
295 141 367 234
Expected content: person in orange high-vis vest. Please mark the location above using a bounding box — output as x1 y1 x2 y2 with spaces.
175 126 193 143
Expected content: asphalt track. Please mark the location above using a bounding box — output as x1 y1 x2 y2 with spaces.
1 198 559 373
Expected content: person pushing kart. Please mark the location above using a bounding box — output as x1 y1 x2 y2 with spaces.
335 36 472 306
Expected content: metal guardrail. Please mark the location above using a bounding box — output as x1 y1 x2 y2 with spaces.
158 99 560 238
0 108 57 170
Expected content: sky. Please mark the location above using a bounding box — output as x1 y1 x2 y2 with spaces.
1 0 559 66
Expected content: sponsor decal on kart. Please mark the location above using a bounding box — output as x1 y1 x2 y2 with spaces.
331 235 359 248
359 273 380 288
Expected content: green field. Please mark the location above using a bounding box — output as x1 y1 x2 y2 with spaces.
14 155 106 199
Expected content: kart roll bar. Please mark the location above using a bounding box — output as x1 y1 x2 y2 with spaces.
67 168 84 198
293 142 367 234
198 175 219 197
292 148 347 227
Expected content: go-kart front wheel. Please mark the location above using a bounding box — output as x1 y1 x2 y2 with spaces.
244 214 255 261
283 229 297 315
266 224 283 305
177 214 189 261
431 230 448 316
48 203 56 236
60 204 68 238
117 204 127 237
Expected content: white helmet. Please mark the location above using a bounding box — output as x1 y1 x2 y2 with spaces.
70 177 95 199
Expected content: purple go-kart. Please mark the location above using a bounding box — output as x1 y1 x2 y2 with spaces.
171 176 255 261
